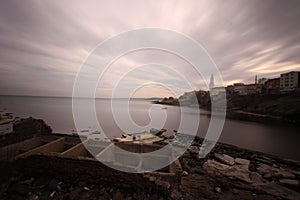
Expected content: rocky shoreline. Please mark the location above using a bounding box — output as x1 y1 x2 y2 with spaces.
154 100 300 126
0 118 300 199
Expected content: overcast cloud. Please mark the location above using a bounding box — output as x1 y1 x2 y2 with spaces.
0 0 300 97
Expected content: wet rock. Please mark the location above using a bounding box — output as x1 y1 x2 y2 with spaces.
279 179 299 187
214 153 235 166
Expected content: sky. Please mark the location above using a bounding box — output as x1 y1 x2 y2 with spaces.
0 0 300 98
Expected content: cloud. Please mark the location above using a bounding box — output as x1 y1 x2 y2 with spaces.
0 0 300 97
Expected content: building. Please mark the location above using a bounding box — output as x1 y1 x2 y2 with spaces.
280 71 300 92
226 85 234 95
179 91 199 105
265 78 280 94
232 83 248 95
229 83 262 96
210 87 226 101
210 87 225 96
258 77 268 85
245 84 262 95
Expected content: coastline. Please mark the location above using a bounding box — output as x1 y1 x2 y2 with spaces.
0 117 299 199
153 101 300 126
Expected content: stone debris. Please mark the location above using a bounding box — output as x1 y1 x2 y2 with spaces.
214 153 235 165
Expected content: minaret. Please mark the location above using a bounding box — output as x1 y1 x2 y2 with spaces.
209 74 214 90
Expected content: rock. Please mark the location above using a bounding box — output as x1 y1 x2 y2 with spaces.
235 158 250 169
279 179 299 186
275 169 296 179
226 165 252 184
112 190 124 200
292 170 300 177
155 180 170 189
49 191 56 198
256 156 274 166
203 160 252 183
170 189 182 200
214 153 235 166
215 187 221 193
257 164 275 175
262 172 275 179
250 172 264 184
254 183 300 200
203 160 230 173
188 146 199 155
20 177 35 185
182 171 189 176
84 186 90 191
232 188 239 195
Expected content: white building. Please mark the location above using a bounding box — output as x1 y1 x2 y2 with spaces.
280 71 300 92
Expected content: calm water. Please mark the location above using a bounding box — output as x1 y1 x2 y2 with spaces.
0 95 299 161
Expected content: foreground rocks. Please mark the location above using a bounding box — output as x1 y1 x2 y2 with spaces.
180 138 300 200
0 118 299 199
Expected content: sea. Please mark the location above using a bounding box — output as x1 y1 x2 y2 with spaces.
0 95 299 161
